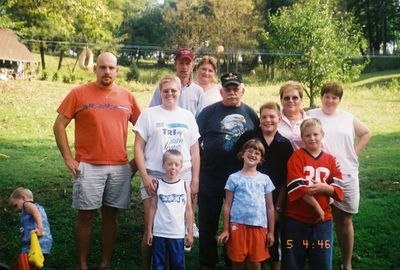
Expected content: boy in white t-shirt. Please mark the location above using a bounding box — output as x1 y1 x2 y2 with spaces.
147 150 193 270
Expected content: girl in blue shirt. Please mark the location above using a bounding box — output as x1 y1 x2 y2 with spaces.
218 139 275 270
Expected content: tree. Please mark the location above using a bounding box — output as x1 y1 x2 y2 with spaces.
162 0 263 72
267 0 366 107
162 0 209 49
3 0 75 70
118 0 166 63
258 0 294 79
3 0 124 71
345 0 400 54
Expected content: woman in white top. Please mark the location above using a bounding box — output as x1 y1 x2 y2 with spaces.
134 75 200 270
277 81 309 150
308 82 371 270
195 55 222 107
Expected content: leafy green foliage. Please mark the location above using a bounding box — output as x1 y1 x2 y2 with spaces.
126 62 140 81
345 0 400 53
266 0 367 107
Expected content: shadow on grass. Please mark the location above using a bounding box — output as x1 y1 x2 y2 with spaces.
1 132 399 269
351 74 400 88
0 138 145 269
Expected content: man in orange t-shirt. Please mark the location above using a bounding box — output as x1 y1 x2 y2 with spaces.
53 52 140 270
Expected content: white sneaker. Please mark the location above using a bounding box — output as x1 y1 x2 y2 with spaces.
193 223 199 238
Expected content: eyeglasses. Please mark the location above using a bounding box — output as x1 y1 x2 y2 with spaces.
245 148 262 156
283 95 300 102
161 88 179 94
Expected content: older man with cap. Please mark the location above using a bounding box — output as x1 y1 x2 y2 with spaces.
149 47 205 117
196 72 259 270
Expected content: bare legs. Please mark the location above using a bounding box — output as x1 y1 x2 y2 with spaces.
75 206 118 270
100 206 118 269
232 262 261 270
141 198 152 270
332 205 354 270
271 261 281 270
76 210 96 270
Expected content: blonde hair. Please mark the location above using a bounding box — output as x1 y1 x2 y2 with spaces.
238 139 265 163
162 149 183 164
197 55 217 72
159 75 182 91
300 118 324 137
196 55 218 84
259 101 281 116
279 81 304 99
9 187 33 202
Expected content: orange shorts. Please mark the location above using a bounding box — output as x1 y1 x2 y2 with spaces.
226 223 270 263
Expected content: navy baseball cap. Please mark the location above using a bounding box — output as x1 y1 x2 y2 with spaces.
220 72 243 87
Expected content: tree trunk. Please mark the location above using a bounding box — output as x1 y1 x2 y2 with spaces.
235 53 239 73
39 42 46 70
382 3 388 54
226 55 230 73
57 49 64 71
308 85 315 108
271 58 275 80
72 49 81 74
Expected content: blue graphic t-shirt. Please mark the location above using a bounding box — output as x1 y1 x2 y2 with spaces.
197 102 259 182
225 171 275 228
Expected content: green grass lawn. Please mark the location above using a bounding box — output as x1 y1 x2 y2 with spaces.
0 66 399 269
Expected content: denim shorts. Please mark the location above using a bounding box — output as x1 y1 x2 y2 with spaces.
72 162 132 210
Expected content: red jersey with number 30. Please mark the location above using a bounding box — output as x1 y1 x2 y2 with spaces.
286 148 344 224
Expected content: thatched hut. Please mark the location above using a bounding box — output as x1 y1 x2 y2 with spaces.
0 28 38 80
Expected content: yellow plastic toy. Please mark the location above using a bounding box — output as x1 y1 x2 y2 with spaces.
28 230 44 268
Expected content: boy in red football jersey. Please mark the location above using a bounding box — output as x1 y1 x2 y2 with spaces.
283 118 344 270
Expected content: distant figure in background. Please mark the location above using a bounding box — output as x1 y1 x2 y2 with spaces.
147 150 193 270
9 187 53 268
195 55 221 107
277 81 309 150
0 68 8 81
53 52 141 270
149 47 205 117
308 82 371 270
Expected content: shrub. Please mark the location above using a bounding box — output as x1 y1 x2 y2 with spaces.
62 74 77 84
62 75 70 83
40 71 48 80
126 62 140 81
52 72 59 81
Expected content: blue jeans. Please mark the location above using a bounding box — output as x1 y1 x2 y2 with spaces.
152 236 185 270
282 218 333 270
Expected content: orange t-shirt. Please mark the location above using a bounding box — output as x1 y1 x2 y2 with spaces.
57 82 141 164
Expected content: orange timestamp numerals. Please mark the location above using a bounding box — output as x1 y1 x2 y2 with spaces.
286 239 331 249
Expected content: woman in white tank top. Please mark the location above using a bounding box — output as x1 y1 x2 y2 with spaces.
308 82 371 270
